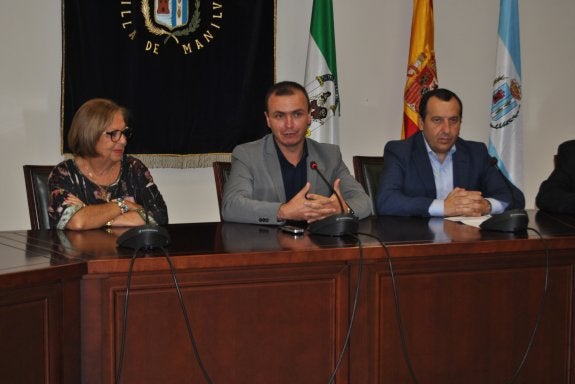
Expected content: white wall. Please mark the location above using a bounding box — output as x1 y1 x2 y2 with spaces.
2 1 574 231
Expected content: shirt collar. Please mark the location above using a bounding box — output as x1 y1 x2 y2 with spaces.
273 139 308 166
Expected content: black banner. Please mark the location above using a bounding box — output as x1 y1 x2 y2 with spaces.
62 0 275 166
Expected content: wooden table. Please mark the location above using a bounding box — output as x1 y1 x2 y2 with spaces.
1 210 575 383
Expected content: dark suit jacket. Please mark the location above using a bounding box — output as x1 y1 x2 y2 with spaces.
376 131 525 216
222 134 372 224
536 140 575 214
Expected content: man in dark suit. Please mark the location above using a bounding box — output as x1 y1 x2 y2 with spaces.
222 81 371 225
376 88 525 217
536 140 575 214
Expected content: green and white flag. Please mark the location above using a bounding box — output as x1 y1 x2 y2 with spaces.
304 0 340 144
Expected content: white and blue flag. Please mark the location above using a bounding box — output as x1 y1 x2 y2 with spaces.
489 0 523 189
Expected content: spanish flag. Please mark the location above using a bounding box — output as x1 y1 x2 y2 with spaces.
402 0 438 139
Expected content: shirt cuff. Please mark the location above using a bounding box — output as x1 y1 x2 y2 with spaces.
428 199 444 217
487 198 507 215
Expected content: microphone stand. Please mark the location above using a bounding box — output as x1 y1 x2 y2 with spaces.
306 161 359 236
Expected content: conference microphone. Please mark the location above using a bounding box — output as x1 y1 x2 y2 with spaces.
479 157 528 233
117 192 170 250
306 161 359 236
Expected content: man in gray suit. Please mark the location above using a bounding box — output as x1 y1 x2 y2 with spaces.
222 81 371 225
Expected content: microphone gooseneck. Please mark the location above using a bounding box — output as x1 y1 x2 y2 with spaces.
306 161 359 236
310 161 346 213
479 156 528 233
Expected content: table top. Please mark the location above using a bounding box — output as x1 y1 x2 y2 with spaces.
2 210 575 278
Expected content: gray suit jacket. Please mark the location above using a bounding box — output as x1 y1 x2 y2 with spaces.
222 134 372 224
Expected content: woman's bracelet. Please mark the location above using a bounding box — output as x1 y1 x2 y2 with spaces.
116 198 129 214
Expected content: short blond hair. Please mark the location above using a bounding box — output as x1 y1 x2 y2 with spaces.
68 98 127 157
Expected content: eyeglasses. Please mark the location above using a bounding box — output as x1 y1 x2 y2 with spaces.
104 127 133 142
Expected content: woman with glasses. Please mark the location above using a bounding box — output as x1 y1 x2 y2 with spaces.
48 98 168 229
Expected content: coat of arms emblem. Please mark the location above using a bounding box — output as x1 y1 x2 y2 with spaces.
155 0 189 30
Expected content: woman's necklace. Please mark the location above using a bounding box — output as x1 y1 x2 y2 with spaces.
79 159 117 202
97 184 111 202
84 161 114 179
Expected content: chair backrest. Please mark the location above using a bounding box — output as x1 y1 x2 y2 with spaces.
352 156 384 215
23 165 54 230
212 161 232 220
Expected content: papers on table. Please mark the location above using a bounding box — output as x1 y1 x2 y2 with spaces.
444 215 491 228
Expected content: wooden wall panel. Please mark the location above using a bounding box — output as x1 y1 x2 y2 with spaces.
83 264 350 384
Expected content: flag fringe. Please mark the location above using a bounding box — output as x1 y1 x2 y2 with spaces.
131 153 232 168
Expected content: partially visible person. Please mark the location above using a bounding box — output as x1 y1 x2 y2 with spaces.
536 140 575 214
222 81 371 225
376 88 525 217
48 98 168 230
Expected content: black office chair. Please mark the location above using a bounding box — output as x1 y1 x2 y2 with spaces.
352 156 384 215
212 161 232 220
23 165 54 230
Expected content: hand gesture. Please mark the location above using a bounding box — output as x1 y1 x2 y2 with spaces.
277 182 338 222
444 187 491 217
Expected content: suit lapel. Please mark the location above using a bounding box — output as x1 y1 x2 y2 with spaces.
452 140 470 188
263 135 286 202
306 139 321 193
413 133 437 197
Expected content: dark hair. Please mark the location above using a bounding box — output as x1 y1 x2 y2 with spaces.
68 98 128 157
265 81 310 112
418 88 463 120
